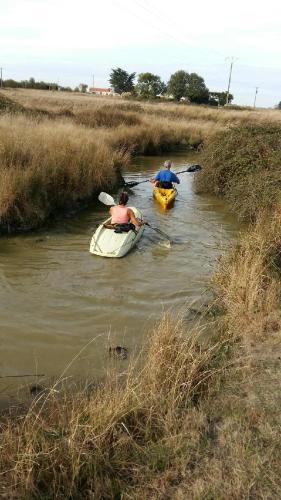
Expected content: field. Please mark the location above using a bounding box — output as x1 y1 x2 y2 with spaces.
0 89 280 498
0 88 280 231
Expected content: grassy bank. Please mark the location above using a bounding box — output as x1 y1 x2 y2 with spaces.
1 88 281 231
195 121 281 221
0 91 219 232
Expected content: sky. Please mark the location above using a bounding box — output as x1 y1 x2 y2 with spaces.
1 0 281 106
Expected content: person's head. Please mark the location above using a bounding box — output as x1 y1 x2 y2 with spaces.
118 191 129 206
164 160 172 170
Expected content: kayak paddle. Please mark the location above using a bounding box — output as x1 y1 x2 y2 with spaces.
98 192 116 205
144 222 171 240
124 164 202 187
98 192 172 242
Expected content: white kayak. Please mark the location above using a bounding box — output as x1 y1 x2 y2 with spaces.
89 207 145 258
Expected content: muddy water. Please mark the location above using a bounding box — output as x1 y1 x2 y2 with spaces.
0 153 240 404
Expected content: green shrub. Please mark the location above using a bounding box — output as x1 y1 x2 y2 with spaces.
195 122 281 220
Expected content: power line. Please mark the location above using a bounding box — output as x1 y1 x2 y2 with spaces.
109 0 192 48
133 0 191 44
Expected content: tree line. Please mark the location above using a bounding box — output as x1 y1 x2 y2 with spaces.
1 77 72 92
109 67 233 105
0 72 233 106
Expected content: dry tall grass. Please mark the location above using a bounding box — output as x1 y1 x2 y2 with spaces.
0 317 223 499
1 89 280 232
0 90 225 231
0 114 127 230
2 87 280 231
6 88 281 127
213 208 281 341
172 209 281 499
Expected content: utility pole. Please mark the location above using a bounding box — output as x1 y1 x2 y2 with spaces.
0 67 3 88
225 57 237 106
253 86 258 108
92 74 95 89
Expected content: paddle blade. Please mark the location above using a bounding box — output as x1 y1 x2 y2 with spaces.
158 239 172 249
125 179 150 187
186 164 202 173
98 192 116 206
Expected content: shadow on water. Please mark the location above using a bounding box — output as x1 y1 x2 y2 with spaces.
0 152 241 407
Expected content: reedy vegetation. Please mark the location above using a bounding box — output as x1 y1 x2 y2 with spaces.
1 89 281 231
0 90 220 231
0 89 281 498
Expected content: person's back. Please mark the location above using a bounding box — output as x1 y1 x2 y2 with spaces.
109 191 144 229
110 204 129 224
151 160 180 189
155 169 179 184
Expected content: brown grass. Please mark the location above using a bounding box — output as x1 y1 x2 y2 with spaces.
1 89 280 232
5 88 281 127
0 114 127 230
2 87 279 232
0 89 226 231
0 317 223 499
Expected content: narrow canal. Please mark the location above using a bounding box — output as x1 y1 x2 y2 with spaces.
0 153 241 405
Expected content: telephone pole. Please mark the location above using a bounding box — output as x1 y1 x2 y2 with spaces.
92 74 95 89
253 86 258 108
0 67 3 88
225 57 237 105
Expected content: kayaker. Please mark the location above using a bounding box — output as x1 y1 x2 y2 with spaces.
109 192 144 229
150 160 180 189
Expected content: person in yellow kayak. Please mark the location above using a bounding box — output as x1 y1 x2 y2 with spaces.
150 160 180 189
109 192 144 232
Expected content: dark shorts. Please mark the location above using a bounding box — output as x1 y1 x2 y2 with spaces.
157 181 173 189
114 223 136 233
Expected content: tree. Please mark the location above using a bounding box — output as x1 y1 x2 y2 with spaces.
167 70 209 103
186 73 209 104
167 70 189 101
28 77 36 88
209 91 233 106
109 67 136 94
276 101 281 110
135 72 166 99
79 83 88 93
2 79 18 88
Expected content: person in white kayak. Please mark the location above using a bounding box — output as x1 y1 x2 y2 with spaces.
150 160 180 189
109 192 144 231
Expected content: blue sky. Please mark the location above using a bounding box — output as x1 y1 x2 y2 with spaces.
1 0 281 106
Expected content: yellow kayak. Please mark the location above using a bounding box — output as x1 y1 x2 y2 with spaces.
153 186 177 208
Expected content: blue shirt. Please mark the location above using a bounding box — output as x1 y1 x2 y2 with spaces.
155 169 180 184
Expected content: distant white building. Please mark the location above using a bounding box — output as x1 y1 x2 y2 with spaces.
88 87 116 96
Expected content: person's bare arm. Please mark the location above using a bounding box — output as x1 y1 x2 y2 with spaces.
128 208 144 227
